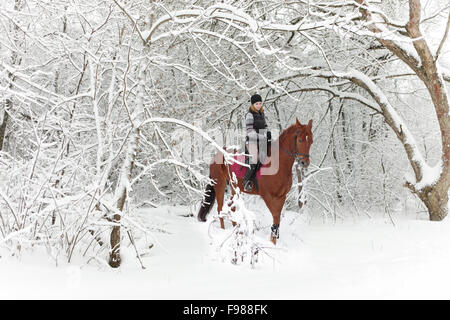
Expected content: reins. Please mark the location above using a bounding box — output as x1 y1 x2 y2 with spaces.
279 130 310 160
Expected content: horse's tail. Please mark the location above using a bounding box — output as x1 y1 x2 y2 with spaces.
197 179 216 222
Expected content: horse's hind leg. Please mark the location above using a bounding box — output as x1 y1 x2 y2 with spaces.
215 181 226 229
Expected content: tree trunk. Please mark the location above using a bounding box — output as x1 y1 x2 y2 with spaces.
109 127 140 268
2 0 26 151
356 0 449 221
108 66 145 268
0 108 8 151
422 185 448 221
407 181 449 221
295 162 304 208
109 217 122 268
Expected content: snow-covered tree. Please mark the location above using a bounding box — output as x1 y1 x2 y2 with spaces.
0 0 448 267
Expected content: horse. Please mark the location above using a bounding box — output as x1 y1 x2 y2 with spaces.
197 118 313 245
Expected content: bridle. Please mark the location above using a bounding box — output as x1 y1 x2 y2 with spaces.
280 130 310 160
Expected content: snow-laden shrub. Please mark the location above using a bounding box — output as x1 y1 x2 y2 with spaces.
215 187 260 268
0 151 115 266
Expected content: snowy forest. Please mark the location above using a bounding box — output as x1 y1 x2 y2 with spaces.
0 0 449 299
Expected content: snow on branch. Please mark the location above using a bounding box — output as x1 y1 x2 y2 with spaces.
112 0 147 44
131 158 205 187
143 3 360 45
279 66 440 189
139 117 246 167
144 4 259 44
342 68 440 188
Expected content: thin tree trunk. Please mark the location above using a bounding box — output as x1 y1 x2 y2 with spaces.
1 0 23 151
332 99 344 204
109 65 146 268
109 126 140 268
0 108 8 151
295 162 306 208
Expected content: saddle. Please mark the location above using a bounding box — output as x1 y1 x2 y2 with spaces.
232 147 264 192
230 141 270 192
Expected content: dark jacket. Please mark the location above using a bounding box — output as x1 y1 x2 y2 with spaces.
245 109 267 134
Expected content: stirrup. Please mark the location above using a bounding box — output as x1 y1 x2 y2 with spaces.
244 180 253 191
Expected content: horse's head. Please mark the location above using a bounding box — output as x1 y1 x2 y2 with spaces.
294 118 313 168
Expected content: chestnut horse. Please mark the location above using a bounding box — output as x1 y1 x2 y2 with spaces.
198 118 313 245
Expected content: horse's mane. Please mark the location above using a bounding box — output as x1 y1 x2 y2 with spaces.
278 123 298 144
278 121 314 147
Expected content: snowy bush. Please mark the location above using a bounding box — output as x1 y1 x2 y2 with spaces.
214 187 261 268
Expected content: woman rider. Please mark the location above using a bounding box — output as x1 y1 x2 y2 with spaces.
243 94 271 191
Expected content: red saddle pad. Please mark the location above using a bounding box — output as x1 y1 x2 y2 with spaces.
230 155 263 179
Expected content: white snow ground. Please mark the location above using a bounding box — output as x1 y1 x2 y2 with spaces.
1 199 450 300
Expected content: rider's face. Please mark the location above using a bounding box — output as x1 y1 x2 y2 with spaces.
254 101 262 110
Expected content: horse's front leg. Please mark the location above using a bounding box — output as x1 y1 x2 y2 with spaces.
263 195 284 245
270 224 280 245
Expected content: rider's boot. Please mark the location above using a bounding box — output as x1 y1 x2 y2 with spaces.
243 164 257 191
